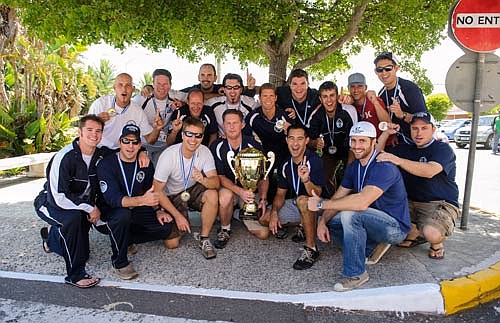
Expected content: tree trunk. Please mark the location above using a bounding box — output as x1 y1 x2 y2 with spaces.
0 5 18 108
268 53 289 87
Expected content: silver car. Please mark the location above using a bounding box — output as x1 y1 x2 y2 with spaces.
454 115 495 149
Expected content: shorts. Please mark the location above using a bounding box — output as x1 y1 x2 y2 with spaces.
167 183 208 239
409 200 459 237
273 199 301 224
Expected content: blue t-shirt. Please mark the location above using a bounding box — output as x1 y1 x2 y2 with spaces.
387 140 459 207
277 149 328 198
378 77 427 139
342 155 410 233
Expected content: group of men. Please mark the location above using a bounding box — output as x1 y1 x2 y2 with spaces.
34 52 460 292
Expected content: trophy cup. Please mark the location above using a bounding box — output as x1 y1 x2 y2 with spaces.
227 148 275 218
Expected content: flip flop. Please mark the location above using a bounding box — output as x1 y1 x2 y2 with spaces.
397 236 427 248
40 227 51 253
64 274 100 288
428 246 445 260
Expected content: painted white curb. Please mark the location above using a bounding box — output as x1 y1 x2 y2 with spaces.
0 270 444 314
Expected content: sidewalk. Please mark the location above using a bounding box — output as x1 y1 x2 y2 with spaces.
0 177 499 315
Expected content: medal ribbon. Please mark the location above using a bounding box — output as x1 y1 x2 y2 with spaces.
180 145 196 192
383 77 399 119
291 99 308 126
112 96 130 115
357 149 378 193
117 154 137 197
325 113 335 146
290 157 304 198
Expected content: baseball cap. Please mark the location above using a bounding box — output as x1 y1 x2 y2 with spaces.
374 51 399 65
350 121 377 138
410 112 434 125
348 73 366 86
120 124 141 140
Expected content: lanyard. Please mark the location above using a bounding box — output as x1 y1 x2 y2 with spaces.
227 140 243 154
152 96 173 119
291 99 308 125
325 113 335 145
225 101 242 112
290 157 305 198
180 145 196 191
360 98 367 120
112 96 130 115
357 149 377 192
117 154 137 197
384 78 399 119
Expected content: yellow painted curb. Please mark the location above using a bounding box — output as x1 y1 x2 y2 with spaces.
440 262 500 315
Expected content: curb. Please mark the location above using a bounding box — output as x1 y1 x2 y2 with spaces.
440 261 500 315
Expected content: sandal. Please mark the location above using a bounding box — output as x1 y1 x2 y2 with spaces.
40 227 51 253
397 236 427 248
273 227 288 239
428 246 445 260
64 274 100 288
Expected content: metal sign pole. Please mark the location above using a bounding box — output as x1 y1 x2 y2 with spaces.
460 53 485 229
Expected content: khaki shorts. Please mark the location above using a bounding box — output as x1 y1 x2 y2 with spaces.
167 183 208 239
409 200 460 237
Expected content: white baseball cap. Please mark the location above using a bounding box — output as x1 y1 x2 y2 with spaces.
350 121 377 138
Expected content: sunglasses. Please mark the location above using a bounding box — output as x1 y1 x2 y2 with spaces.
183 130 204 139
120 138 140 145
224 85 242 90
375 65 395 73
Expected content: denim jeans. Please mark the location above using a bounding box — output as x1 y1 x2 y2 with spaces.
493 131 500 153
327 208 407 278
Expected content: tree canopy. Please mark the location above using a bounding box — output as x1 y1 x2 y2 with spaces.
7 0 455 92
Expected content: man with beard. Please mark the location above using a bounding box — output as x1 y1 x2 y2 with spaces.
308 121 410 291
206 73 259 135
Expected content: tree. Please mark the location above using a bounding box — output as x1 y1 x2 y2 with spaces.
87 59 116 98
426 93 452 121
8 0 454 92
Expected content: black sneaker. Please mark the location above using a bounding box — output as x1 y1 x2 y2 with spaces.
214 229 231 249
293 246 319 270
40 227 51 253
291 225 305 243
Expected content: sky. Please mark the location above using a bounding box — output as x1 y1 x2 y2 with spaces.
79 35 491 96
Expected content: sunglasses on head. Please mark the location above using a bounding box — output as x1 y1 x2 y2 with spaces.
375 65 394 73
224 85 242 90
183 130 204 139
120 138 140 145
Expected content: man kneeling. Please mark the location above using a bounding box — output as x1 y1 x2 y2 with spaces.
96 125 173 280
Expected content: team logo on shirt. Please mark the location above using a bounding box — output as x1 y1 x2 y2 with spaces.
136 171 145 183
202 119 208 127
99 180 108 193
336 118 343 128
419 157 427 163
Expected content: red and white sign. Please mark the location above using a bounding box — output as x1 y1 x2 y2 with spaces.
451 0 500 52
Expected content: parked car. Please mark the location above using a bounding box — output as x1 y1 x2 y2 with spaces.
454 115 495 149
440 118 471 141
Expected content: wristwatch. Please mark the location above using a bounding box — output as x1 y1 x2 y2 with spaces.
317 199 324 210
402 112 408 120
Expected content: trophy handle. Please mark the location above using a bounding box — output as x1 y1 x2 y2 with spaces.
227 150 237 178
263 151 275 180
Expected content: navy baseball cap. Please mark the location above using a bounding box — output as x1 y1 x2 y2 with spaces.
120 124 141 140
410 112 434 125
374 52 399 65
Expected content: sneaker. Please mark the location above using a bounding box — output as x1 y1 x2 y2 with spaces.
334 272 369 292
199 238 217 259
293 246 319 270
40 227 51 253
213 229 231 249
127 244 138 255
113 263 138 280
366 243 391 265
291 225 305 243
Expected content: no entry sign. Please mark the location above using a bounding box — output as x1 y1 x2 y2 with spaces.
450 0 500 52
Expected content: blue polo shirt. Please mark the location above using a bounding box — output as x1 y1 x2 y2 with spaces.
342 155 410 233
387 140 459 207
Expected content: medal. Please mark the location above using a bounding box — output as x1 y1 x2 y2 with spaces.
328 145 337 155
274 119 286 133
107 108 117 117
180 191 190 202
378 121 388 131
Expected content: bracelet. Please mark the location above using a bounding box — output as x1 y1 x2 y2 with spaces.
302 177 310 184
154 206 162 212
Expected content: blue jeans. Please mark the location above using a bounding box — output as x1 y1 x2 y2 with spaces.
327 208 407 278
493 131 500 153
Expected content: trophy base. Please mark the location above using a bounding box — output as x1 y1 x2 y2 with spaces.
242 201 259 220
